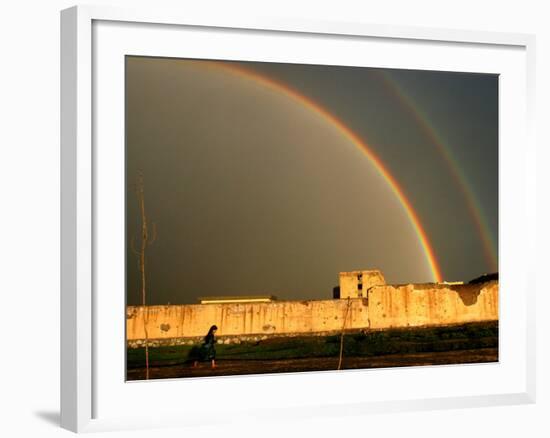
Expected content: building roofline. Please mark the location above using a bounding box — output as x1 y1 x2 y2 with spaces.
198 295 277 302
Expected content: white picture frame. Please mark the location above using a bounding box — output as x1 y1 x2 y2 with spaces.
60 4 536 433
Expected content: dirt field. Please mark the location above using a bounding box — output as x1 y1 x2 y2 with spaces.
126 347 498 381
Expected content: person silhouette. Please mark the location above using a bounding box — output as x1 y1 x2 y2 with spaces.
193 325 218 369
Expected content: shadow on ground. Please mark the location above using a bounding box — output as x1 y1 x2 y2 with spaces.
34 410 60 427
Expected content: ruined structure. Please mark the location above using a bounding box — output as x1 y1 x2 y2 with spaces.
334 269 386 298
126 270 499 347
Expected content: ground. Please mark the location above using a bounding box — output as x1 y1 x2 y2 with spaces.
126 321 498 380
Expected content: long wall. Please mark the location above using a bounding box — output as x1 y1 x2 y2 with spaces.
126 281 498 341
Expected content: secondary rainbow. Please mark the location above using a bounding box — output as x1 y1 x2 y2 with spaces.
378 71 498 272
196 60 443 282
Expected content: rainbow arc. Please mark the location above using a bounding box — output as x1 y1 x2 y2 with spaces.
378 71 498 272
195 60 444 282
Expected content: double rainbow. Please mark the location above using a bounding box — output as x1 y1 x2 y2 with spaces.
378 71 498 272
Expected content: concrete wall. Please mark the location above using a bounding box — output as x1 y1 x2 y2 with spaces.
127 298 370 340
367 281 498 329
127 281 498 341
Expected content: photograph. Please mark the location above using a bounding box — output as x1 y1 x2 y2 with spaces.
124 56 499 381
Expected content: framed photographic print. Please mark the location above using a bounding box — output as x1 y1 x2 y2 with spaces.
61 5 536 433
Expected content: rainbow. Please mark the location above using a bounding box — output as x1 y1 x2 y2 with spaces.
194 60 443 282
378 71 498 272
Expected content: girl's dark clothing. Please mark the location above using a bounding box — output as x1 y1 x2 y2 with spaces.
198 332 216 361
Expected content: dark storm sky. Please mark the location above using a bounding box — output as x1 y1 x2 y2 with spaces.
125 56 498 305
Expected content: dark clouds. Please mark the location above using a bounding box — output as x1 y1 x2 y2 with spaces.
126 57 498 305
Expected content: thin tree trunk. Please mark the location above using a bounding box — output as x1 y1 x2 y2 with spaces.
337 297 352 371
136 174 150 380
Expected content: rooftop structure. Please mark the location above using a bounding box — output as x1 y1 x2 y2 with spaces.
336 269 386 299
198 295 277 305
